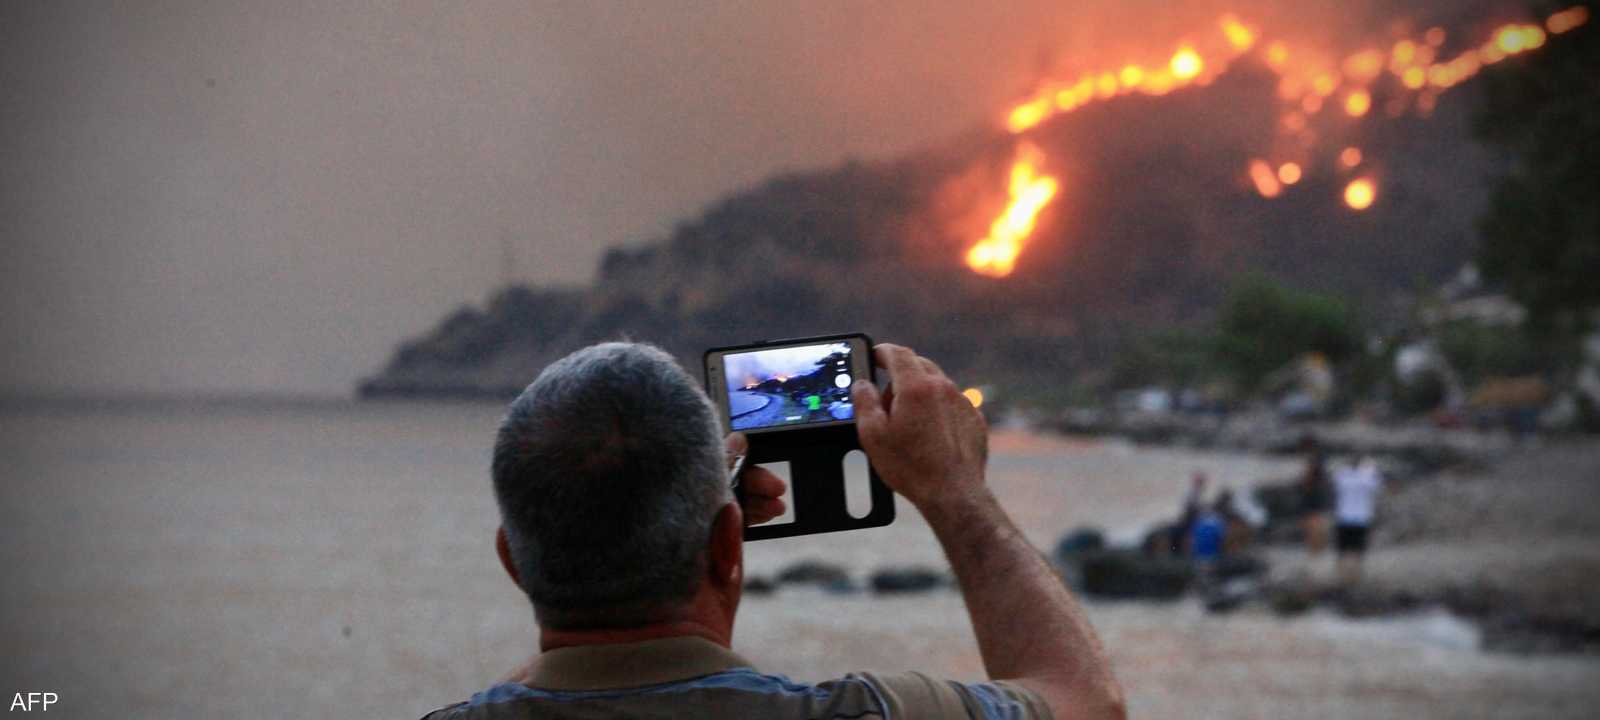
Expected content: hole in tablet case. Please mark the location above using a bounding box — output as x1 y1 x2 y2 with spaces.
843 450 871 519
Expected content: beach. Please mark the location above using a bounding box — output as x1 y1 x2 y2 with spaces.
1 398 1597 718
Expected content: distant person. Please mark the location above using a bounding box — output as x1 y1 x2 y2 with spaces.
1332 455 1384 586
1212 487 1253 555
1298 435 1332 557
1189 502 1226 594
1190 505 1225 565
1170 471 1209 556
420 342 1124 719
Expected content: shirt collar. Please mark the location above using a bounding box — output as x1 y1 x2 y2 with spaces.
528 637 754 691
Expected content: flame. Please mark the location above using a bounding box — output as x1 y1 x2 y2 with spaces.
1002 18 1262 133
1401 66 1426 89
1312 73 1339 96
1266 41 1289 68
1221 15 1257 51
962 388 985 407
965 143 1060 278
975 5 1587 275
1548 6 1589 33
1006 99 1052 135
1343 49 1384 82
1343 89 1371 117
1248 159 1282 198
1344 178 1377 210
1384 15 1572 95
1170 46 1205 80
1277 162 1303 185
1494 24 1547 54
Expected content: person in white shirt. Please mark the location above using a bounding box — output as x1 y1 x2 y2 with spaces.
1332 456 1384 586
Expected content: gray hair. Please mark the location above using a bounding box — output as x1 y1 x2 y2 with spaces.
491 342 731 629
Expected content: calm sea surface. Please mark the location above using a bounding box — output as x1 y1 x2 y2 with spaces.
1 399 1595 718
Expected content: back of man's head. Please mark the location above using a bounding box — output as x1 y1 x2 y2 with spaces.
492 342 729 629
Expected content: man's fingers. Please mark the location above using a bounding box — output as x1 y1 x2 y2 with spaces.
726 428 748 464
740 466 786 500
744 497 787 525
726 432 748 476
873 343 926 385
870 342 898 369
741 465 787 525
852 379 886 421
852 380 889 450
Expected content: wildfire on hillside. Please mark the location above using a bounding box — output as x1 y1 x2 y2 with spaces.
964 142 1059 279
965 4 1590 277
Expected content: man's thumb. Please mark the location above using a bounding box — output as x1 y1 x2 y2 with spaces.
724 431 748 467
852 380 886 440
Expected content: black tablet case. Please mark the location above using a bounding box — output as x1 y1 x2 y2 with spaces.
705 335 896 541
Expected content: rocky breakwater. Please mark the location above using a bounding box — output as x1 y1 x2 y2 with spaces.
744 559 951 598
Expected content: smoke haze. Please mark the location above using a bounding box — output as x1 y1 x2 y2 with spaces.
0 0 1516 395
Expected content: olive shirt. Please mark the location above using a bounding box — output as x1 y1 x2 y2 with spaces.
420 636 1053 719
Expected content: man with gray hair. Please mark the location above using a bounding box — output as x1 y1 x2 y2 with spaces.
421 341 1124 719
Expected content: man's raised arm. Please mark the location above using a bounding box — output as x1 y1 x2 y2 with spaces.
851 344 1126 720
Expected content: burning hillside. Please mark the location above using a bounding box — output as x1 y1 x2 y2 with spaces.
965 4 1588 278
361 3 1592 398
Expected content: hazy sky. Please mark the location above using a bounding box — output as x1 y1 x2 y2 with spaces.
0 0 1456 396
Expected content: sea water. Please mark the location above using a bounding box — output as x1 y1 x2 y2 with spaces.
1 398 1594 719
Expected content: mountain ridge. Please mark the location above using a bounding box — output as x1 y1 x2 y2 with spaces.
359 59 1502 399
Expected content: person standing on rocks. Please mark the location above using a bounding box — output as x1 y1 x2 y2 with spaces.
1298 435 1333 559
1332 455 1384 587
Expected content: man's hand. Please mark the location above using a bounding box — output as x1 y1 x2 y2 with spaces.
724 432 787 526
850 343 988 510
851 343 1125 720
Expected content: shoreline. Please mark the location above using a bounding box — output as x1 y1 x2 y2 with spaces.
1356 438 1600 654
746 425 1600 658
1040 424 1600 656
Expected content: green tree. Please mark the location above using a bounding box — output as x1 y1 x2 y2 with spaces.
1474 11 1600 339
1435 319 1548 386
1212 274 1361 391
